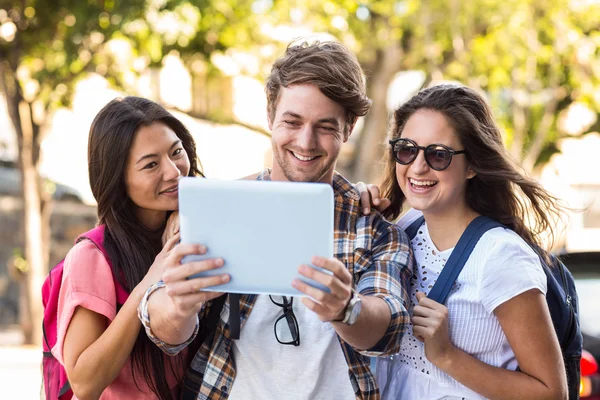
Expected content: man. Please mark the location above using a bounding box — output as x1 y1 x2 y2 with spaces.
138 40 413 400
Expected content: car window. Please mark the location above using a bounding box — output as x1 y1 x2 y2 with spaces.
572 269 600 337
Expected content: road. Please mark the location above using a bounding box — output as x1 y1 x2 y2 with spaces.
0 328 43 399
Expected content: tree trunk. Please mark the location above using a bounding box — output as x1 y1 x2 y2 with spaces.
1 61 46 345
18 101 45 346
350 43 403 184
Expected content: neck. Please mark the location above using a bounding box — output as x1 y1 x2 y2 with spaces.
423 205 479 251
136 209 167 231
269 165 335 186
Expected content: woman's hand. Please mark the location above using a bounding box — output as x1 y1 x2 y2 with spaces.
139 233 181 291
162 211 180 246
412 292 457 368
355 182 391 215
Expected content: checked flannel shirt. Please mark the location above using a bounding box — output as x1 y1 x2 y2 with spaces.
139 170 413 400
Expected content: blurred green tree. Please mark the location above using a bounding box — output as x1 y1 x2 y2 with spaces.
0 0 267 345
0 0 147 344
249 0 600 181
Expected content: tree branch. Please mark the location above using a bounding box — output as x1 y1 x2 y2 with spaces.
171 107 271 138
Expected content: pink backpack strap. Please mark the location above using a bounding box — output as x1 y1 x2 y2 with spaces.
77 225 130 304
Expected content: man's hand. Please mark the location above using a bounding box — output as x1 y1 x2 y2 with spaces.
292 256 353 322
355 182 391 215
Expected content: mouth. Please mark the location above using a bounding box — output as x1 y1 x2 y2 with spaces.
159 185 178 195
289 150 320 162
408 178 438 189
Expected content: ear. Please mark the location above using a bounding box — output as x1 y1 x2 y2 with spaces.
267 109 273 131
344 121 357 143
466 165 476 180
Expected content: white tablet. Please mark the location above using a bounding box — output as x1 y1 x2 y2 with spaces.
178 177 334 296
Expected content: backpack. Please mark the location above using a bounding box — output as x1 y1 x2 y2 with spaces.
404 215 583 399
41 225 129 400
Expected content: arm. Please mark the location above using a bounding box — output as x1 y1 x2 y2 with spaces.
293 222 412 353
63 287 146 400
292 257 397 350
62 235 178 400
414 289 567 400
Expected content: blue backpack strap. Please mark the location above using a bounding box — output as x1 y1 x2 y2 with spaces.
428 216 504 304
405 216 425 240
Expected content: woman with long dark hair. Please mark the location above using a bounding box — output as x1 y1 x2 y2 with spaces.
375 84 567 399
52 96 212 399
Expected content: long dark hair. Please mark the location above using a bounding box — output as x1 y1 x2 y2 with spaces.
88 96 202 399
380 84 564 250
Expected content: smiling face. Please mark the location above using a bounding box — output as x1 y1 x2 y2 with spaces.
124 122 190 229
396 109 475 217
268 84 350 184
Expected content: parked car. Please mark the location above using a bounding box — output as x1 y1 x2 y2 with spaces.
559 251 600 399
0 161 84 203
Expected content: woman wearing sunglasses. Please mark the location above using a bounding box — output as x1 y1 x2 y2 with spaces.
374 84 567 399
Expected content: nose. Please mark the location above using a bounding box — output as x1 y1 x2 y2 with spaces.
295 124 317 151
163 158 182 181
410 149 430 174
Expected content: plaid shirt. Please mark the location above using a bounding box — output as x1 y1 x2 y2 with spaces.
139 170 413 400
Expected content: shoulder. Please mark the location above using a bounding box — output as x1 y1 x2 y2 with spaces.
474 227 547 311
476 227 539 261
63 239 113 289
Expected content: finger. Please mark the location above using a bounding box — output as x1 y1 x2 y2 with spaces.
375 198 391 213
162 232 180 252
415 292 426 301
172 291 224 313
412 304 438 318
411 316 432 327
163 258 224 283
412 326 427 342
300 297 330 321
169 243 207 264
366 184 381 206
355 181 372 215
311 256 352 285
416 294 446 311
292 278 335 304
164 274 230 297
297 265 349 301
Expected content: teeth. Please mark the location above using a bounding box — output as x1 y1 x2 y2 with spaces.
292 152 317 161
163 188 177 193
410 178 437 187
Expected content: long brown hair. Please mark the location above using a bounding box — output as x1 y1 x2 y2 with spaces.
380 84 564 249
88 96 202 399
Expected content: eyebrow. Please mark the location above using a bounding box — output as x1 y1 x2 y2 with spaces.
136 140 182 165
281 111 341 128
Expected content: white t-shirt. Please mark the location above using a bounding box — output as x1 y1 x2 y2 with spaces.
377 211 547 400
228 294 356 400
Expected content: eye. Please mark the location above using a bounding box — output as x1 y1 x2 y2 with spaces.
284 120 301 127
173 148 184 157
318 126 337 133
143 161 158 170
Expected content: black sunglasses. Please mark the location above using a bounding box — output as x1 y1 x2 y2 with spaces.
389 138 466 171
269 295 300 346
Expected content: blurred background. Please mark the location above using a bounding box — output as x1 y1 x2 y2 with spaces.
0 0 599 398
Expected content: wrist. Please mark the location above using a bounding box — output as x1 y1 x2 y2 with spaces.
333 290 362 325
432 344 458 372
